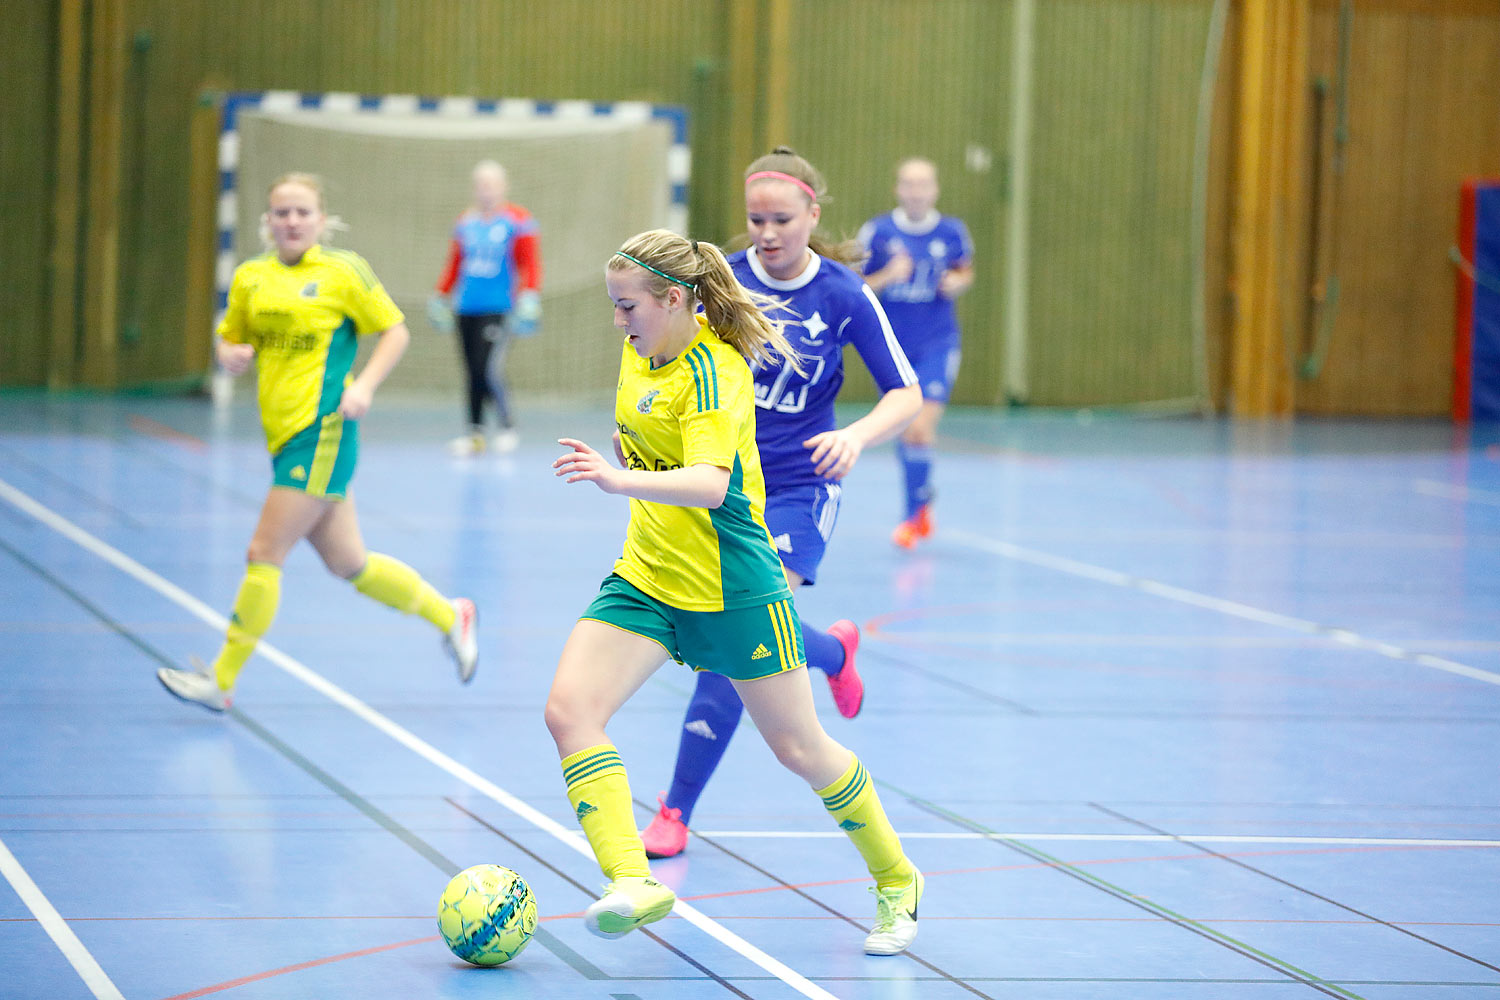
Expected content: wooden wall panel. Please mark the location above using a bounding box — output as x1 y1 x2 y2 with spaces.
7 0 1498 412
1203 4 1239 409
83 0 731 390
784 0 1005 405
1028 0 1213 406
1297 5 1500 414
0 2 57 387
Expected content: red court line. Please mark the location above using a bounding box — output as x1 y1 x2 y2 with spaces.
1 915 434 922
156 936 440 1000
128 414 207 452
676 840 1484 905
155 912 585 1000
864 601 1014 635
10 913 1493 928
148 842 1476 998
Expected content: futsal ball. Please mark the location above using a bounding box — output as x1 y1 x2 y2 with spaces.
437 864 538 966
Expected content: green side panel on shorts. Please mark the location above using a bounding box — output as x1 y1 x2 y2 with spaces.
270 418 359 499
317 317 359 420
708 453 789 608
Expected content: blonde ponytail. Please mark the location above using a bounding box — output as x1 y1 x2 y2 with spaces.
608 230 804 374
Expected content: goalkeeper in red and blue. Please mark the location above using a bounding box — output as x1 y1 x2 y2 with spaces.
431 160 543 456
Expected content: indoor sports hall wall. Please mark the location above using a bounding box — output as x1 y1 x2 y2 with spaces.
1294 0 1500 415
781 0 1217 408
5 0 1499 415
1 1 61 389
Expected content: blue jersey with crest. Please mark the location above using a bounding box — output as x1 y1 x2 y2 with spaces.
450 206 537 315
729 247 916 490
857 210 974 348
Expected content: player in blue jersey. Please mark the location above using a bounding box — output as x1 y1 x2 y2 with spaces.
858 158 974 548
640 147 922 859
432 160 542 456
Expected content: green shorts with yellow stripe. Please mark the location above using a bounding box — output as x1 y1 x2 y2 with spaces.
271 414 359 500
581 573 805 681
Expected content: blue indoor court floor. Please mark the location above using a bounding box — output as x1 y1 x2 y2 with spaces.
1 394 1497 1000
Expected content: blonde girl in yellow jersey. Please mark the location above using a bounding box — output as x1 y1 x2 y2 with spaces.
157 173 478 711
545 229 924 955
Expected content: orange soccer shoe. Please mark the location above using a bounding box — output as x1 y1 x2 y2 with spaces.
890 505 933 550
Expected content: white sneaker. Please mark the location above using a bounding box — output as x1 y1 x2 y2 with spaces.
157 658 233 712
491 429 520 453
583 876 676 939
447 433 486 457
864 870 923 955
445 598 479 683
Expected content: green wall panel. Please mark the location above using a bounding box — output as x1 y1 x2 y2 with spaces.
0 2 56 387
4 0 1215 405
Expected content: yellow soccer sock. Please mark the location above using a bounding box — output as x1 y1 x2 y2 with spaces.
816 757 916 890
351 552 456 632
211 562 281 690
561 745 651 881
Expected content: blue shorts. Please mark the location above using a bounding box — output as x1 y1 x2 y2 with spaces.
906 342 962 403
764 482 843 585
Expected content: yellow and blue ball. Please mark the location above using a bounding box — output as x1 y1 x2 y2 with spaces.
437 864 538 966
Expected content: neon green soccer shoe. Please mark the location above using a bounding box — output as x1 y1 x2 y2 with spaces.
583 876 677 939
865 870 923 955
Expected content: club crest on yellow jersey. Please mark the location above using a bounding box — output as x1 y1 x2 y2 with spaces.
636 388 661 414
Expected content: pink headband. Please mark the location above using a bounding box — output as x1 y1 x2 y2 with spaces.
746 170 818 203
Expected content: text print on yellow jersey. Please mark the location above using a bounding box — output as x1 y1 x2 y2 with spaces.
617 421 684 473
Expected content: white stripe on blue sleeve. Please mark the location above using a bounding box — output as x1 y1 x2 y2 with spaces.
859 283 918 386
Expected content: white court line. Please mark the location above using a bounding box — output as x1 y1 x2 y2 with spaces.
0 477 839 1000
874 632 1500 650
1414 478 1500 508
696 831 1500 848
0 835 127 999
946 529 1500 688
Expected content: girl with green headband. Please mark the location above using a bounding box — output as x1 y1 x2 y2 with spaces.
543 229 924 956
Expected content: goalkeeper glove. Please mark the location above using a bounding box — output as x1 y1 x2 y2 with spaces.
426 294 454 333
511 290 542 337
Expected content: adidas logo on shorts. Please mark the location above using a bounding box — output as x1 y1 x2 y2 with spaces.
751 643 773 660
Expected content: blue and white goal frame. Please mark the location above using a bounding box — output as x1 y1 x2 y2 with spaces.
213 90 690 316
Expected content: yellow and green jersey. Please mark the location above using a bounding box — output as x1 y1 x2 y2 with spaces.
612 318 791 612
218 245 404 454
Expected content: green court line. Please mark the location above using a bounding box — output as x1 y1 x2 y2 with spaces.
0 443 146 530
660 797 997 1000
0 535 609 984
872 775 1368 1000
861 645 1038 714
1090 801 1500 976
226 710 458 874
444 797 752 998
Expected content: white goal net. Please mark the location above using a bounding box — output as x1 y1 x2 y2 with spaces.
224 97 682 404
